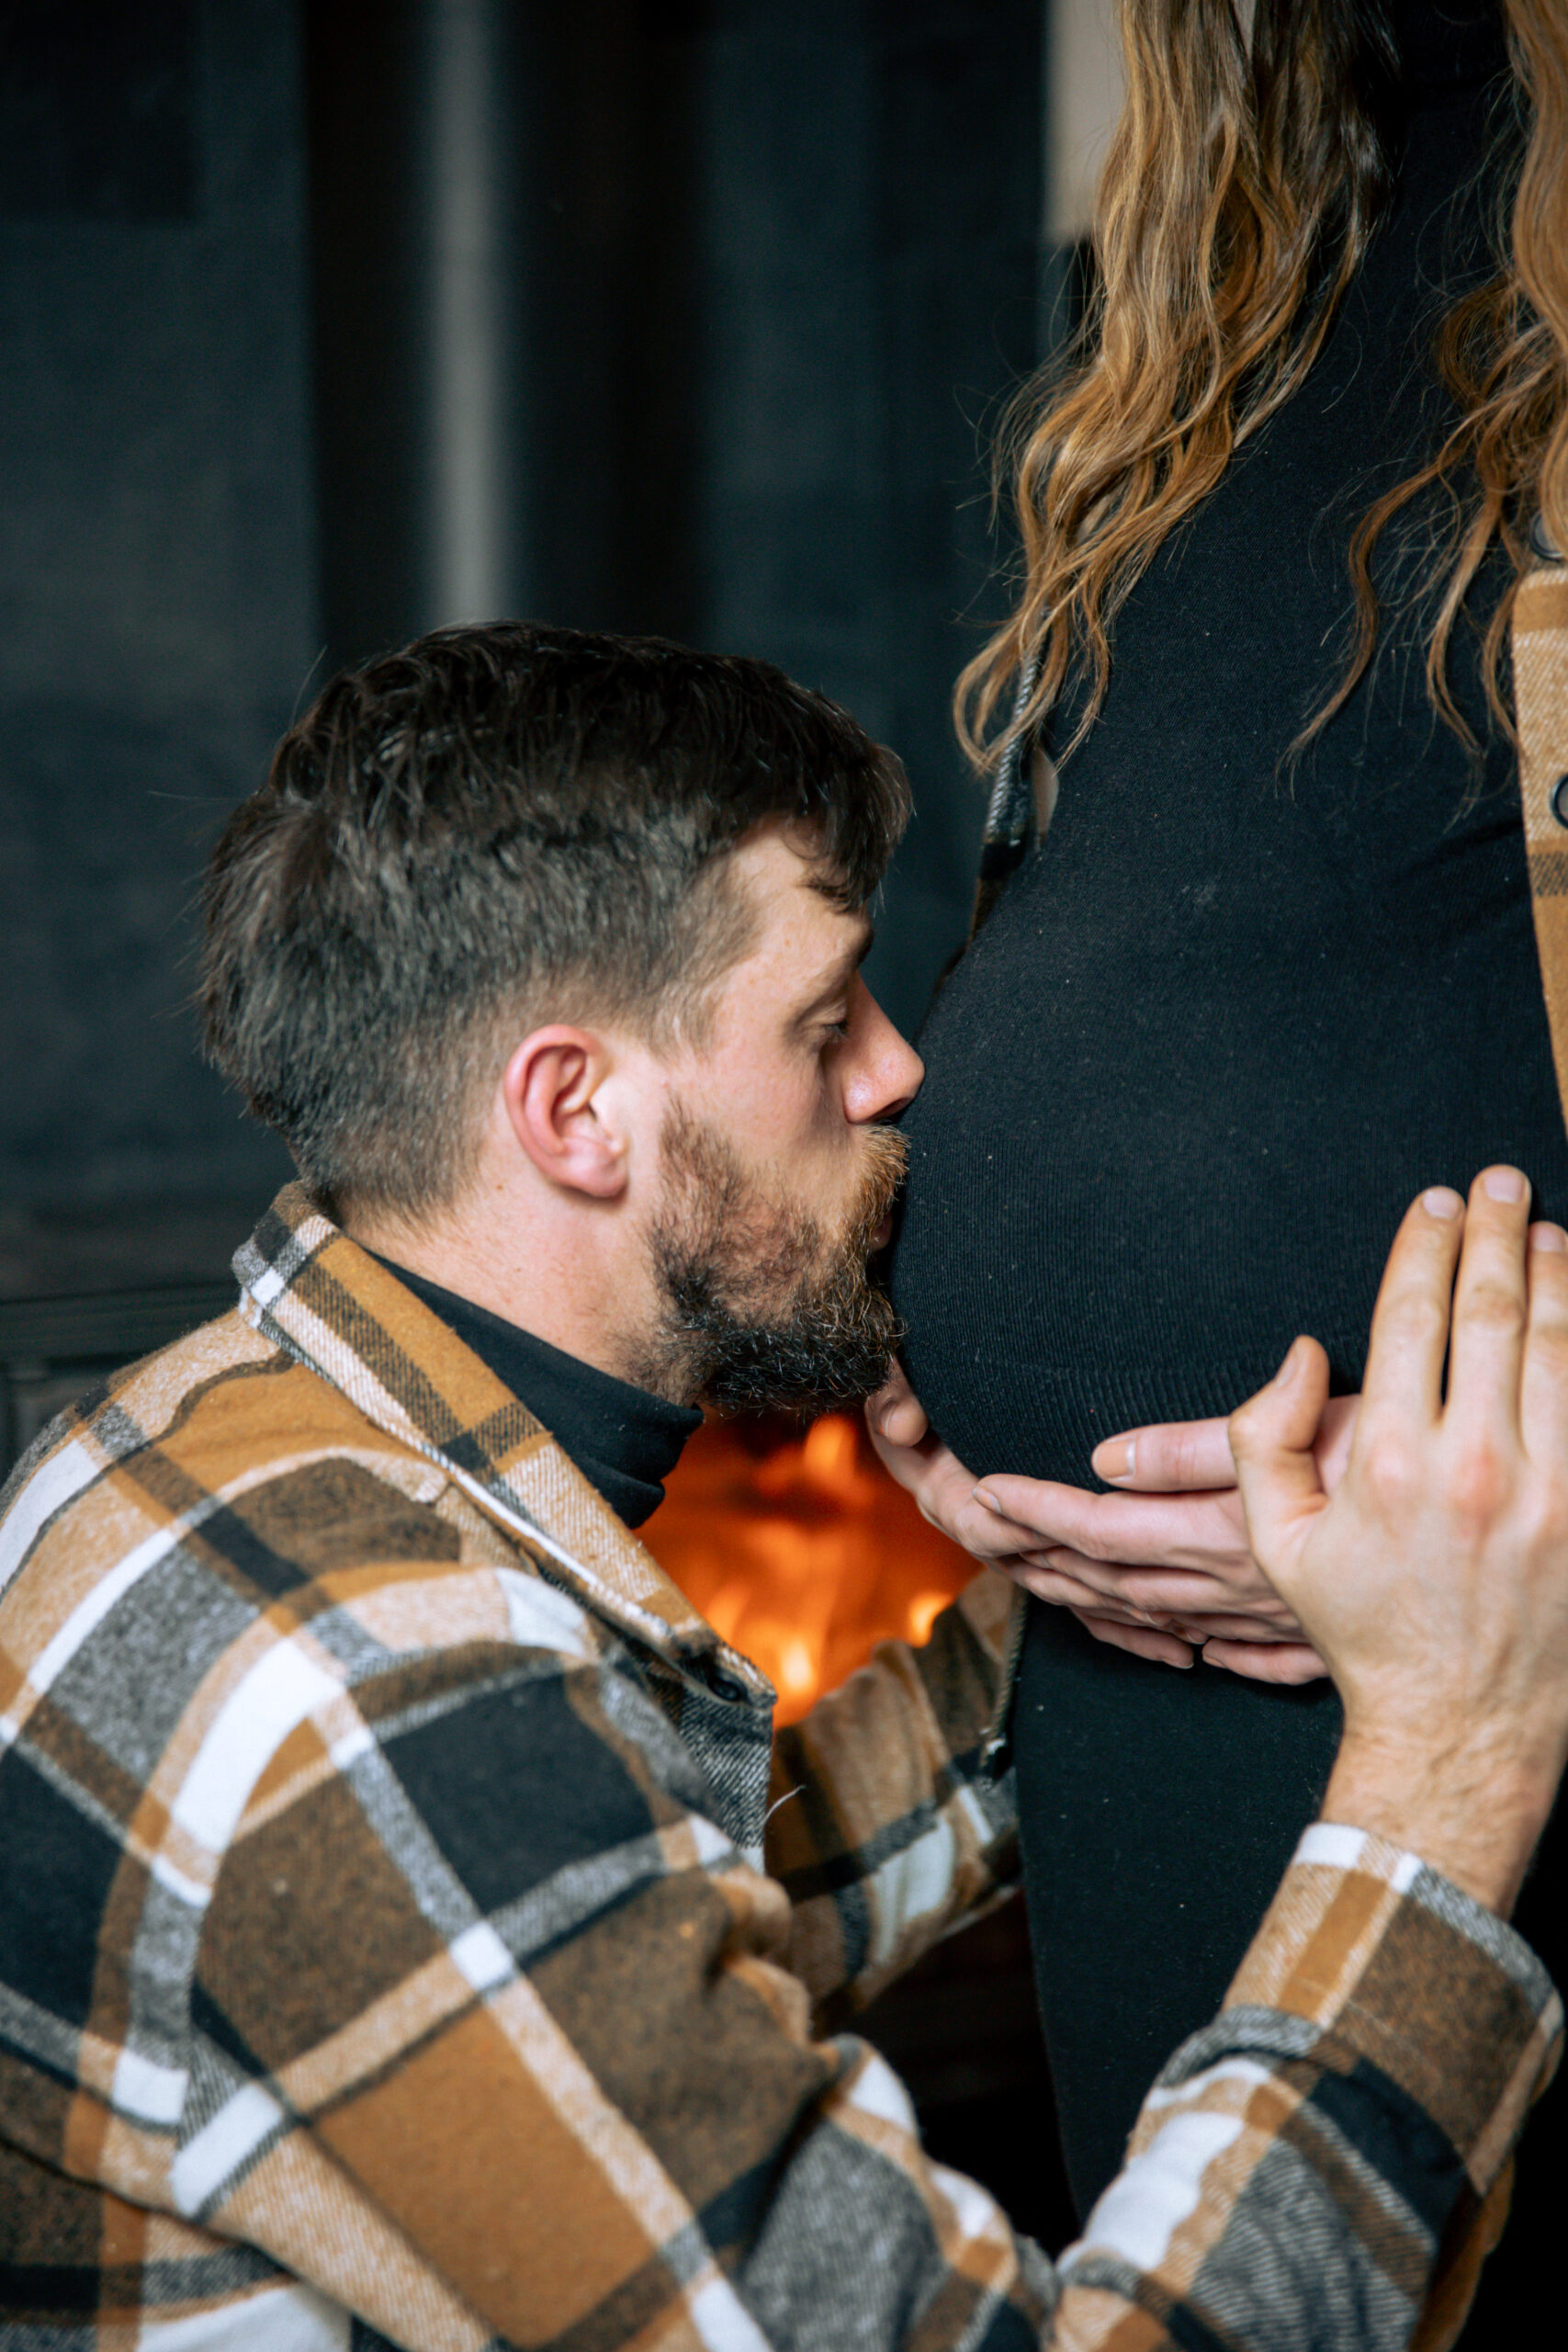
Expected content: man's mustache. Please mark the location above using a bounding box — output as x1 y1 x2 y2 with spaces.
849 1125 908 1254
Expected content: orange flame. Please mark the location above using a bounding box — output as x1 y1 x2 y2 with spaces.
643 1409 976 1722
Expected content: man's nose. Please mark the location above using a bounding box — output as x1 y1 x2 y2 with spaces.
845 979 923 1123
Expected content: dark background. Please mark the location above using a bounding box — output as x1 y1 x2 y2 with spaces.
1 0 1048 1302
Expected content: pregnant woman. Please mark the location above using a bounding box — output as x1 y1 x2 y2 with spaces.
885 0 1566 2336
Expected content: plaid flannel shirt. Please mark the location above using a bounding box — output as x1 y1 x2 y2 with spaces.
1 1184 1559 2350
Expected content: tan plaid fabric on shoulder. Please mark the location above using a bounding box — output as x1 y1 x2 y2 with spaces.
0 1187 1559 2349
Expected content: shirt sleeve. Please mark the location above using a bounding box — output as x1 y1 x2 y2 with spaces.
766 1568 1022 2011
185 1630 1560 2352
1055 1823 1562 2352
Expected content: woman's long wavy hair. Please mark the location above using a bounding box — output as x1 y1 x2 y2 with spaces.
957 0 1568 776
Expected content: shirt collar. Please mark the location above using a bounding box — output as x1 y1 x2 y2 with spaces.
369 1254 701 1529
231 1183 773 1701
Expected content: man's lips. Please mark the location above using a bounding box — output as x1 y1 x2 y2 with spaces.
870 1211 894 1252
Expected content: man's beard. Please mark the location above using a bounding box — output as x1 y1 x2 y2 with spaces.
635 1100 907 1415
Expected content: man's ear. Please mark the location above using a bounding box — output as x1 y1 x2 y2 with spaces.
500 1027 630 1200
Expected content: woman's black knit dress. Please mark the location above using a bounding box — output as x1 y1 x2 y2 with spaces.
889 5 1564 2333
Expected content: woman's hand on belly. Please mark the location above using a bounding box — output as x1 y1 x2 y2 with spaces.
866 1364 1356 1682
980 1399 1358 1683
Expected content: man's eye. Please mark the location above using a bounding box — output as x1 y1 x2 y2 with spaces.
819 1017 850 1045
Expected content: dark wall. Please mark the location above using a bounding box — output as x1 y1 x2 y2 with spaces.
0 0 310 1225
1 0 1040 1245
694 0 1041 1029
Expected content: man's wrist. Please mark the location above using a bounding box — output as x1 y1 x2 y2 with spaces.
1323 1730 1554 1917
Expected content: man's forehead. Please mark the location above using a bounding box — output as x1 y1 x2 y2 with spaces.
726 826 869 968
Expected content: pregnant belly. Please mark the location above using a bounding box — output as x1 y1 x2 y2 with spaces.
896 1342 1365 1494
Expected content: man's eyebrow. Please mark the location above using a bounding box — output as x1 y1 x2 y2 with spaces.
798 920 874 1009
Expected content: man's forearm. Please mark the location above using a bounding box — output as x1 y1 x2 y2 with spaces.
1324 1732 1558 1917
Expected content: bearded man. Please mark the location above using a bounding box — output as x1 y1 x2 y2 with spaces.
1 623 1563 2351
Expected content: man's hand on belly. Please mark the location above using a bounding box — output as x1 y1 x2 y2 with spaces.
1230 1169 1568 1915
865 1363 1355 1682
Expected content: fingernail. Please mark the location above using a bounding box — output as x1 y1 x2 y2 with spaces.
1275 1339 1302 1385
1094 1438 1134 1484
1483 1166 1527 1204
1423 1185 1463 1220
971 1487 1003 1516
1531 1222 1568 1253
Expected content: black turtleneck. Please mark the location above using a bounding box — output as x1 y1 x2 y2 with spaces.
376 1256 701 1528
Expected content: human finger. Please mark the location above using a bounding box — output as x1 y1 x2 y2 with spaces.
1158 1608 1303 1642
1007 1568 1293 1658
1521 1221 1568 1463
1313 1392 1359 1490
1070 1608 1197 1668
863 1420 999 1557
1444 1166 1532 1432
1356 1185 1465 1435
943 1487 1060 1557
970 1477 1251 1571
1068 1608 1195 1669
1228 1336 1332 1574
1199 1637 1329 1686
865 1361 929 1449
864 1442 1069 1569
1090 1415 1235 1491
998 1560 1156 1622
1092 1399 1359 1499
1013 1551 1291 1621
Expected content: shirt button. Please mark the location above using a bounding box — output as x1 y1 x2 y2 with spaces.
1551 775 1568 831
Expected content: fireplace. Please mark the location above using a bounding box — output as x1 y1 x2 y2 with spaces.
642 1405 1077 2251
641 1405 977 1720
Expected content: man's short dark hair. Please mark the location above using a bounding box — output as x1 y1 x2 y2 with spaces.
202 621 910 1223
